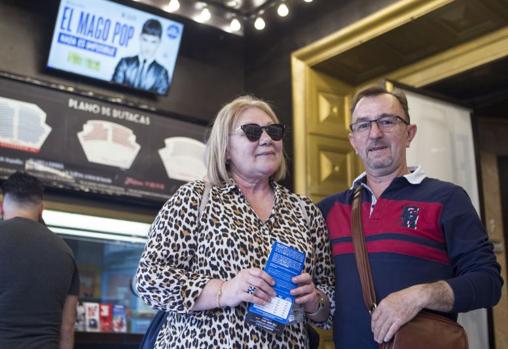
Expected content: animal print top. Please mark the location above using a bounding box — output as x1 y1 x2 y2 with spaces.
136 180 335 349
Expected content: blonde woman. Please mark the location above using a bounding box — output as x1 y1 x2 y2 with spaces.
136 96 334 348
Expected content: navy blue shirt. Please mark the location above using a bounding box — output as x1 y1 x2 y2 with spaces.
319 175 502 349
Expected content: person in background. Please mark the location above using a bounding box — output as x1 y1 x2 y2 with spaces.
0 172 80 349
136 96 334 348
318 85 503 348
112 18 170 95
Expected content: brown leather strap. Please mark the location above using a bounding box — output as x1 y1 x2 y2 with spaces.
351 185 378 313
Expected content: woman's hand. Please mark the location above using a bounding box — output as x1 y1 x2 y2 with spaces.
291 273 321 313
221 268 276 307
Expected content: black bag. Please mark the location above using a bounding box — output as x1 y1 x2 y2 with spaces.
139 311 168 349
307 324 320 349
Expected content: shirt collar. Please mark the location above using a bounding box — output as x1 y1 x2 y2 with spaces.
350 165 426 189
138 56 155 67
217 178 281 195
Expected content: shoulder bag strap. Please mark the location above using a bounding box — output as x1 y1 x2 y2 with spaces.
351 185 378 313
297 199 310 228
198 181 212 222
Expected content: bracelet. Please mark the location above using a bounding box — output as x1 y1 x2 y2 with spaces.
216 280 225 308
306 293 325 317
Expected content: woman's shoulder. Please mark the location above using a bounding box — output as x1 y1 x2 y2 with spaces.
166 180 207 201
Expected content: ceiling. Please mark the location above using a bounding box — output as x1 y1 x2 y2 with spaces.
309 0 508 119
133 0 282 35
313 0 508 86
141 0 275 15
133 0 507 116
425 56 508 119
201 0 275 15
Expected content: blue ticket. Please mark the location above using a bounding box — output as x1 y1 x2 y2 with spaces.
245 241 306 333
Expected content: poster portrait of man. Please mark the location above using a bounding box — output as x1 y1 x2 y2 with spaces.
111 19 170 95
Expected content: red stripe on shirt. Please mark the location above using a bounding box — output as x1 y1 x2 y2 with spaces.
332 240 449 265
326 199 445 243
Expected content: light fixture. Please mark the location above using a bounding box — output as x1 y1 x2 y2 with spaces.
254 16 266 30
303 0 313 2
229 18 242 32
194 7 212 23
165 0 180 12
51 227 148 244
225 0 239 7
43 210 151 243
277 3 289 17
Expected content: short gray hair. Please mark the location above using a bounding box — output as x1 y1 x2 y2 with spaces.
351 85 410 122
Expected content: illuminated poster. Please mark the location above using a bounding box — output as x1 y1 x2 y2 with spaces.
47 0 183 95
0 76 207 203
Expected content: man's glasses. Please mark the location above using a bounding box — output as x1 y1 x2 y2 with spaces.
349 114 409 134
235 123 285 142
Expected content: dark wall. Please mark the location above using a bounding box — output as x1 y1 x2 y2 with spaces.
498 156 508 273
0 0 244 123
243 0 397 188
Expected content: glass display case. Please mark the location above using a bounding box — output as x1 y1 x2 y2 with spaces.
42 209 156 341
64 237 156 335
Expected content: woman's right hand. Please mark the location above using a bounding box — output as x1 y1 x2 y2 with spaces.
220 268 276 307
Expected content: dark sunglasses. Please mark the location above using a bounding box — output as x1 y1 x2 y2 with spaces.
238 123 285 142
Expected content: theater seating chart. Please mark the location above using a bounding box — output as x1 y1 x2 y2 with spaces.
0 96 52 153
158 137 206 182
0 76 207 203
78 120 141 169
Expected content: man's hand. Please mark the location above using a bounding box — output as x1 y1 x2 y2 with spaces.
371 286 422 343
371 281 454 344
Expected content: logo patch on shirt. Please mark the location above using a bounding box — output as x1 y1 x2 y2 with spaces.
401 206 420 229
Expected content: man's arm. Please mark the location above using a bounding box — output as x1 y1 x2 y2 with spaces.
371 281 453 343
372 187 502 344
60 295 78 349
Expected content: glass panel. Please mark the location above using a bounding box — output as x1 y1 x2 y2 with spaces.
62 235 155 334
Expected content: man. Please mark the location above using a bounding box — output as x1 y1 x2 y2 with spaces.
318 86 502 348
0 172 79 349
112 18 170 95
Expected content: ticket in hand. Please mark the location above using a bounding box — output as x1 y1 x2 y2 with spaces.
245 241 306 333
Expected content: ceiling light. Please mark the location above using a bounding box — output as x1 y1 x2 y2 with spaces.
165 0 180 12
229 18 242 32
303 0 313 2
277 3 289 17
194 7 211 23
254 17 266 30
226 0 239 7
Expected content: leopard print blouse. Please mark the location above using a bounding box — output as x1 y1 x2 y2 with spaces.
136 180 335 349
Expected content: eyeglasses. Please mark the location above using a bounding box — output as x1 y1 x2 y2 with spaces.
234 123 285 142
349 114 409 134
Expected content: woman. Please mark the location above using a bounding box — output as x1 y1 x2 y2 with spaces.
136 96 334 348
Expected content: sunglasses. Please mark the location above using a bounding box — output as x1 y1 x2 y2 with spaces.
236 123 285 142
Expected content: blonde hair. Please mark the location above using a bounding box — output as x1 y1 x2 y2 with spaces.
205 95 287 185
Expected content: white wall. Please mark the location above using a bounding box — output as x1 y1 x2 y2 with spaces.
403 89 488 349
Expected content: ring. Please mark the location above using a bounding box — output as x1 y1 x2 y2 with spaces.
247 285 256 295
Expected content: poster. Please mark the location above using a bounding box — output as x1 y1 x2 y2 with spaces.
47 0 184 95
0 76 208 203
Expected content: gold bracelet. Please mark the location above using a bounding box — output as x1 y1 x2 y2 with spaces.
216 280 225 308
306 293 325 317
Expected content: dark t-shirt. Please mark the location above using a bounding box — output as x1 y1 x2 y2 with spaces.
0 217 80 349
